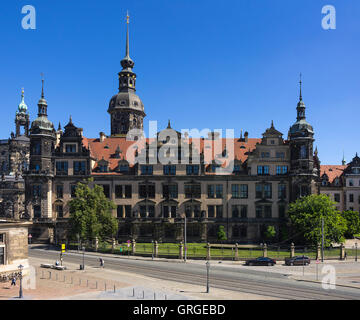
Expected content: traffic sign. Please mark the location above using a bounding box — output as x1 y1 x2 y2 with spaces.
28 234 32 238
61 244 66 253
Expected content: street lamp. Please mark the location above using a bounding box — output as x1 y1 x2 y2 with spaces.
81 246 85 270
356 243 358 262
18 264 24 299
151 240 154 260
206 261 210 293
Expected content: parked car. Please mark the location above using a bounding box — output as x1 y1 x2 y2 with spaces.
285 256 311 266
245 257 276 266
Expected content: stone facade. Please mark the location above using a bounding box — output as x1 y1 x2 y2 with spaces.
0 220 31 277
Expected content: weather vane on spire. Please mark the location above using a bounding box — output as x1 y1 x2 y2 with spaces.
126 11 130 24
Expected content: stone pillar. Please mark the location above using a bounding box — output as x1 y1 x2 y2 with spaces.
290 243 295 258
94 237 99 252
263 243 267 258
206 242 211 260
340 243 345 260
179 241 184 260
154 241 159 258
111 238 116 253
234 243 239 261
131 239 136 255
316 244 321 260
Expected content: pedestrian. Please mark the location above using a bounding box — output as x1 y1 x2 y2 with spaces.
344 252 347 260
11 276 16 286
99 258 104 268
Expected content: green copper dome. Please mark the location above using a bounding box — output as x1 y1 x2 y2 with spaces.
17 89 28 114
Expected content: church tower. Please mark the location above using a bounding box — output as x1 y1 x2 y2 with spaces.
108 13 146 137
15 88 30 137
24 79 56 223
289 76 318 201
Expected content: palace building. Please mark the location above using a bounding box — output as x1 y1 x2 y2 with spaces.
0 16 356 244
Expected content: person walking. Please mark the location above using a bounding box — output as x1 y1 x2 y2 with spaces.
99 258 104 268
11 276 16 286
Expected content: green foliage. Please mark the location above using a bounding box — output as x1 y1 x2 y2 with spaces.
288 194 347 246
68 179 118 241
265 225 276 240
342 210 360 238
217 225 227 241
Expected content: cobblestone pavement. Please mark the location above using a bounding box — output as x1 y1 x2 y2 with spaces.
1 256 279 300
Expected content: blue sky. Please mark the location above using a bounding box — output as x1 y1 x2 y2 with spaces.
0 0 359 164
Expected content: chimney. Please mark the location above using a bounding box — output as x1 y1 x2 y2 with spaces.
244 131 249 143
77 128 83 137
99 132 106 143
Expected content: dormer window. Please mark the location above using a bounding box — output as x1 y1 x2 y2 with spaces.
65 144 76 153
261 152 270 158
99 165 108 172
119 164 129 173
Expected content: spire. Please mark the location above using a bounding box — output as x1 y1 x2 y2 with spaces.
342 151 346 165
120 11 135 71
271 120 274 129
17 87 28 113
299 73 302 101
296 73 306 121
167 119 172 129
58 122 62 131
37 76 48 117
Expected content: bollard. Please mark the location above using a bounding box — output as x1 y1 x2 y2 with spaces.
49 271 51 280
340 243 345 260
142 290 145 299
133 288 135 297
42 270 44 279
165 295 167 300
263 243 268 258
179 241 184 260
290 243 295 258
206 242 211 261
234 243 239 261
154 241 159 258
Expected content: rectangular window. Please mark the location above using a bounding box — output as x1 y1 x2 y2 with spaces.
232 205 239 218
215 185 223 198
282 166 288 174
256 184 262 199
263 166 269 175
276 152 285 159
33 185 42 197
148 205 155 218
278 184 286 199
57 205 63 218
334 193 340 203
125 185 132 198
185 184 201 198
240 205 247 218
163 165 176 175
350 194 354 203
65 144 77 153
33 142 41 155
261 152 270 158
140 206 147 218
33 205 41 218
56 185 63 199
0 234 3 243
264 206 272 218
140 165 153 175
56 161 68 175
115 185 123 198
256 206 262 218
186 165 199 175
0 247 4 265
240 184 248 198
216 205 223 218
208 205 215 218
264 184 272 199
70 185 77 198
74 161 86 175
231 185 240 198
165 185 178 198
208 185 215 198
117 205 123 218
125 205 132 217
257 166 263 175
258 166 269 175
139 184 155 198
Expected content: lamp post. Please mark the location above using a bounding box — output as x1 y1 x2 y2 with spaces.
356 243 358 262
82 246 85 270
152 240 154 260
18 264 24 299
184 214 187 262
206 261 210 293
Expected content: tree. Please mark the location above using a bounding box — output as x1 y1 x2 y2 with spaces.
68 179 118 241
264 226 276 240
217 225 227 241
288 194 347 247
342 210 360 238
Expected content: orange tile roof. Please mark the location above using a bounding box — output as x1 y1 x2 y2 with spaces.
82 136 263 174
320 165 347 183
